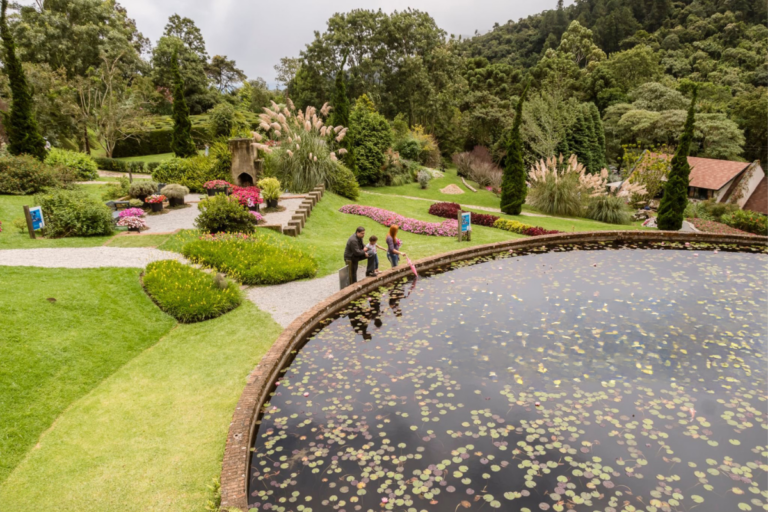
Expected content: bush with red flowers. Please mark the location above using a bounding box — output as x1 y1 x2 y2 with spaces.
232 186 263 208
428 202 498 227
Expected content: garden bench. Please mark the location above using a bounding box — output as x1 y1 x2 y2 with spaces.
105 201 131 222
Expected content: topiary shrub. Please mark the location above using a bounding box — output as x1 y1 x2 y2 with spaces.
194 195 256 234
35 189 113 238
417 169 431 189
160 184 189 199
143 260 242 323
585 195 632 224
44 148 98 180
181 231 318 285
328 163 359 200
128 180 159 199
0 154 72 195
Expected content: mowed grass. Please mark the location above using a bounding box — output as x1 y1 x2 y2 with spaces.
106 234 172 247
0 185 114 249
0 301 282 511
0 267 176 484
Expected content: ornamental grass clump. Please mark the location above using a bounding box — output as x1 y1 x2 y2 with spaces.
585 194 632 224
143 260 242 323
181 232 318 285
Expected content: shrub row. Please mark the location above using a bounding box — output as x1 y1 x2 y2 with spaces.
181 232 318 285
94 157 161 174
721 209 767 236
112 128 212 158
143 260 242 323
427 202 499 227
0 154 75 195
493 218 561 236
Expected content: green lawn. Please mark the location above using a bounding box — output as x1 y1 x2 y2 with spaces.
362 167 504 209
0 270 282 511
0 267 176 484
0 185 115 249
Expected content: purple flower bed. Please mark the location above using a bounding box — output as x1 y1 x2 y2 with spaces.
118 207 146 218
339 205 458 237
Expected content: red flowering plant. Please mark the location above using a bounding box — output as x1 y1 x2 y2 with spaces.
232 186 263 207
145 194 166 204
428 202 499 227
203 180 233 190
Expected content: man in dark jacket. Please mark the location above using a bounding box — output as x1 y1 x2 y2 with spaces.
344 226 367 284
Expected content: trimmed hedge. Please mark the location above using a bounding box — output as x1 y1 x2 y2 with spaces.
143 260 242 323
181 232 318 285
112 128 211 158
94 157 147 173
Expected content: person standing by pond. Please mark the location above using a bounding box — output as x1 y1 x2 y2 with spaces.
385 225 406 268
344 226 367 284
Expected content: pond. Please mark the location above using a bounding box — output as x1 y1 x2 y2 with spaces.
248 242 768 512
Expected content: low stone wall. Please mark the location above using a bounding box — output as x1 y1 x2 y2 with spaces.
219 230 767 510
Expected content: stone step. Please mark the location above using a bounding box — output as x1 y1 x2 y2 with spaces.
283 225 298 237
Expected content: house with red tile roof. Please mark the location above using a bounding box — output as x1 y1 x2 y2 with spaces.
624 152 767 215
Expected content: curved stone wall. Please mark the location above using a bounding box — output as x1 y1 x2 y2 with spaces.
219 230 766 510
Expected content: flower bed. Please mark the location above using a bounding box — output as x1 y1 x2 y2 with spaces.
493 218 561 236
428 202 499 226
686 217 754 236
143 260 242 323
118 207 146 218
181 232 318 285
116 216 147 230
145 194 166 204
428 202 561 235
339 204 458 237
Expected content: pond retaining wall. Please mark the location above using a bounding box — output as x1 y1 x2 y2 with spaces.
219 230 767 510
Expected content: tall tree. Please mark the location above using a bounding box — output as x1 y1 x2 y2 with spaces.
588 102 607 171
170 49 197 158
151 36 212 114
329 53 350 129
163 14 207 60
0 0 46 160
567 108 593 171
206 55 246 92
274 56 300 90
657 89 697 231
500 83 530 215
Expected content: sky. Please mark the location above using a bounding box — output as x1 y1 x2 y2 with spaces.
33 0 563 87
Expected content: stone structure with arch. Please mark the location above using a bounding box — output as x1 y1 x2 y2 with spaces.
228 138 262 186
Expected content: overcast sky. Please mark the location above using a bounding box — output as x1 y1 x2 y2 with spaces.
41 0 564 86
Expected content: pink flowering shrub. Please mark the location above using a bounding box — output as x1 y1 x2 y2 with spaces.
117 216 147 229
118 207 146 218
250 211 264 222
339 204 458 237
232 186 263 207
203 180 233 190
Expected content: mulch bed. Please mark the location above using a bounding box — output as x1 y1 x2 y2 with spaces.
687 217 754 236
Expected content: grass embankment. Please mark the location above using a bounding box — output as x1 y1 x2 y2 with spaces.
0 267 176 484
0 268 282 511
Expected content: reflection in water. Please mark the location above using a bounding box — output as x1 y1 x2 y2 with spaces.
249 243 768 512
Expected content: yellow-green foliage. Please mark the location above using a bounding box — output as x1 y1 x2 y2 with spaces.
143 260 242 323
493 218 534 234
181 231 318 285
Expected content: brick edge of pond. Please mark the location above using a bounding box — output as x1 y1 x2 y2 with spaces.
219 230 767 511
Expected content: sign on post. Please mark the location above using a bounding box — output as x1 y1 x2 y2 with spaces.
458 210 471 242
23 205 44 239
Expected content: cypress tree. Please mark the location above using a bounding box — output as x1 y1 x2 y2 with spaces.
170 49 197 158
568 108 592 172
657 88 697 231
0 0 46 160
554 137 569 159
583 104 599 173
500 82 529 215
588 102 607 171
329 53 350 128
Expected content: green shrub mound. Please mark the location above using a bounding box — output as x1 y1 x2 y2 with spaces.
721 210 767 236
160 183 189 199
194 195 256 234
182 232 318 285
44 148 98 180
585 195 632 224
0 154 72 195
35 189 113 238
328 163 360 200
143 260 242 323
151 143 231 192
128 180 159 199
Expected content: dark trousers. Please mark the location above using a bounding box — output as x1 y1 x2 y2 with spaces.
366 255 377 276
345 259 359 284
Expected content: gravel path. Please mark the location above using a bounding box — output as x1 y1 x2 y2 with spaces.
144 202 201 232
0 247 186 268
98 170 153 179
247 265 369 327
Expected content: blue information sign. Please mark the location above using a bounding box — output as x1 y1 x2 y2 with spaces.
29 206 44 230
460 211 471 232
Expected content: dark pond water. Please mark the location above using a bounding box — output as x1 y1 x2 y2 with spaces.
249 242 768 512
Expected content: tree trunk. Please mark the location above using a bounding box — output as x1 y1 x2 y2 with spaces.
83 125 91 155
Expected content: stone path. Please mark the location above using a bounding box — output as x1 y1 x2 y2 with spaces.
0 247 186 268
247 265 369 328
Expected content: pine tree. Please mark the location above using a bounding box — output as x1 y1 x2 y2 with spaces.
0 0 46 160
657 89 697 231
568 108 592 172
329 53 350 129
588 102 606 171
170 49 197 158
500 83 529 215
583 104 599 173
